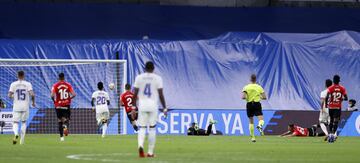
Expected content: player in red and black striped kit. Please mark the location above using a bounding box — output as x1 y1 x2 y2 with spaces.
120 84 138 131
51 73 76 141
326 75 347 143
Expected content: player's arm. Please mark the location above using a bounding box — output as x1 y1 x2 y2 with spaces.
280 131 292 137
8 83 14 99
120 94 125 106
283 133 297 137
260 92 267 100
29 90 35 107
51 86 56 102
133 88 139 107
29 83 35 107
260 87 267 100
91 97 95 111
242 91 247 100
343 94 348 101
69 87 76 99
158 88 167 116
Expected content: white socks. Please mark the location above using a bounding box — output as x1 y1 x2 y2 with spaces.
13 122 19 136
148 128 156 155
102 123 108 137
138 128 146 148
20 122 27 144
320 123 328 136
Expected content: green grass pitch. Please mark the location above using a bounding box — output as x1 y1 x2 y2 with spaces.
0 135 359 163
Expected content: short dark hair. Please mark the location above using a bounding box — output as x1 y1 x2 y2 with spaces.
250 74 256 83
125 83 131 90
18 71 25 77
349 99 356 105
325 79 332 88
333 75 340 84
145 61 155 72
59 72 65 80
288 124 294 128
97 82 104 90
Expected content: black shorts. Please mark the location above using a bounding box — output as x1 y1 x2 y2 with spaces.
55 106 71 120
127 111 137 122
246 102 263 118
329 109 341 120
307 127 316 137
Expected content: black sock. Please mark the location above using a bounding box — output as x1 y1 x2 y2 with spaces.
333 120 339 135
58 122 64 137
206 124 213 135
329 119 334 134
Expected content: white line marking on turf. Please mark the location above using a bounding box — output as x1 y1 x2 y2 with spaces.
67 153 135 162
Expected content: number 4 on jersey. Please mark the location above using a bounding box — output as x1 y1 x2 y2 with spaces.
144 84 152 97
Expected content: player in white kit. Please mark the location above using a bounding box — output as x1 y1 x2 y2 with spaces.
133 61 168 158
319 79 332 140
8 71 35 145
91 82 110 138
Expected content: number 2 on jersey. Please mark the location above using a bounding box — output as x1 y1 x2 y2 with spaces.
144 84 152 97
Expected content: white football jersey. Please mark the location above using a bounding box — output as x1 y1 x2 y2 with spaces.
9 80 33 112
320 89 328 109
92 90 110 113
134 72 163 112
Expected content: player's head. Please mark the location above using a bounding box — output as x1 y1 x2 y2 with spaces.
333 75 340 84
288 124 295 132
125 83 131 91
17 70 25 80
97 82 104 90
250 74 256 83
145 61 155 73
349 99 356 107
325 79 332 88
58 72 65 81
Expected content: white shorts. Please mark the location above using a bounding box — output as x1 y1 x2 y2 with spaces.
138 111 158 127
96 111 110 123
319 108 330 124
13 111 29 122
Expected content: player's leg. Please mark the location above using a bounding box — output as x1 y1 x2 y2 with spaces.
327 109 336 142
12 111 20 145
255 102 265 136
62 107 71 136
147 111 158 157
319 108 329 137
247 103 256 142
101 111 110 138
55 109 64 141
127 112 138 131
205 124 213 136
137 111 147 158
19 111 29 145
332 109 341 140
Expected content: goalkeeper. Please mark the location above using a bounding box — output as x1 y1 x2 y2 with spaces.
187 120 222 136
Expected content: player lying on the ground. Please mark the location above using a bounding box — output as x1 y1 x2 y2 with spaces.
120 83 138 131
51 72 76 142
347 99 357 111
187 120 222 136
91 82 110 138
280 124 326 137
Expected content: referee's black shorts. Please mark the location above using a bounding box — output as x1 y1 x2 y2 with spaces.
55 106 71 120
246 102 263 118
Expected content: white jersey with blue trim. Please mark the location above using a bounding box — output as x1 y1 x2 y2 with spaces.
134 72 163 112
